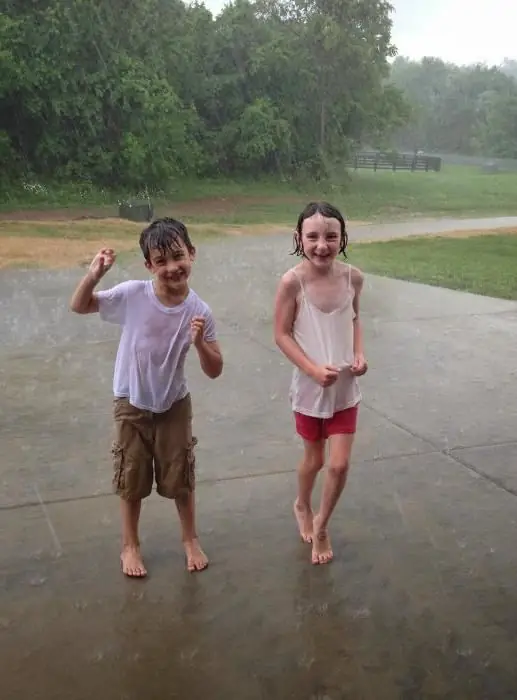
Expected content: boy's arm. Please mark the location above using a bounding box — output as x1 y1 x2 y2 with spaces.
191 315 223 379
70 272 100 314
195 339 223 379
70 248 115 314
351 268 368 376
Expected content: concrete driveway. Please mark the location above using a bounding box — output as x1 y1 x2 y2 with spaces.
1 218 517 699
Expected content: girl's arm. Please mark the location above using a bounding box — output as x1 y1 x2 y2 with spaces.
274 272 338 388
274 272 316 377
351 268 368 375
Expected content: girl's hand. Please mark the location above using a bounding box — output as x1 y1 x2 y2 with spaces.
311 364 340 387
191 316 206 348
88 248 115 283
351 354 368 376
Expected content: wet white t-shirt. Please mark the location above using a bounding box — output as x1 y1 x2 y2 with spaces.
96 280 216 413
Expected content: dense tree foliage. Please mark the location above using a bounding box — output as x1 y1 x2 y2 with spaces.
391 56 517 158
0 0 407 188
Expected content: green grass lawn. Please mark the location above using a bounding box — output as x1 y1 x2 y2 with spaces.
3 165 517 224
349 233 517 300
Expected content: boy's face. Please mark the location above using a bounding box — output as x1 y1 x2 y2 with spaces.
299 213 341 269
145 240 195 291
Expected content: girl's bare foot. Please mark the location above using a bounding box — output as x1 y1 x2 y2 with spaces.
184 538 209 572
121 545 147 577
294 500 313 543
311 515 333 565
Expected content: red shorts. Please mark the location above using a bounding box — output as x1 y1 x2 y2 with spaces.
294 405 359 442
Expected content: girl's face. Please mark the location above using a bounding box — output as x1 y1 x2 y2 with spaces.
299 213 342 270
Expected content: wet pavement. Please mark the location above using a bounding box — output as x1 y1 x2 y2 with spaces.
1 218 517 699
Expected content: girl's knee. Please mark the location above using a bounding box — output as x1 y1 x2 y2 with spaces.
306 455 324 473
302 443 325 473
328 459 350 477
302 449 325 473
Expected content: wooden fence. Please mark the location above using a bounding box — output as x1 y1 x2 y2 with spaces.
349 152 442 172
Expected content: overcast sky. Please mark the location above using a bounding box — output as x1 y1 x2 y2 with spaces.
200 0 516 66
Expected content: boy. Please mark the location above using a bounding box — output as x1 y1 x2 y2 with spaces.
70 217 223 576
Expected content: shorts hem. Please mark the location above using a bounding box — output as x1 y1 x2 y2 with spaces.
326 426 357 436
295 426 357 441
115 488 153 502
156 485 194 500
296 430 320 443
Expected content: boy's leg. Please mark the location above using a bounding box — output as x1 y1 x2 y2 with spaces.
175 491 208 572
120 499 146 577
293 413 325 543
154 394 208 573
312 406 358 565
112 399 154 577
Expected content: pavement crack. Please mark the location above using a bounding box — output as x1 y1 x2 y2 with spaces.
362 403 517 500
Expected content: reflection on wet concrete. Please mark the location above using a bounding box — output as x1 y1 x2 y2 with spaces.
2 223 517 698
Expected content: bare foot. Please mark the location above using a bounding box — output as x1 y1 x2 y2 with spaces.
294 500 313 543
311 516 333 565
121 545 147 578
184 538 209 573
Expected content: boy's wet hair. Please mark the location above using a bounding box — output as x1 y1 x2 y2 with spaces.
139 217 195 262
292 201 348 259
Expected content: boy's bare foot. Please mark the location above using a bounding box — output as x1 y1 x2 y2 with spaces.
121 545 147 577
184 538 209 572
311 516 333 565
294 500 313 543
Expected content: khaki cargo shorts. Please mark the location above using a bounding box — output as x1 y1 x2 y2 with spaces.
111 393 197 501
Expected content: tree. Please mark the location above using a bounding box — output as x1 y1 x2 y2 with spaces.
391 56 517 156
0 0 408 187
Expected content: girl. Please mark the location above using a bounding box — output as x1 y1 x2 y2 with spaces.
274 202 368 565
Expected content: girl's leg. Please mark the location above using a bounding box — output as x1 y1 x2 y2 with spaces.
120 498 147 577
312 433 355 565
176 490 209 572
294 438 325 543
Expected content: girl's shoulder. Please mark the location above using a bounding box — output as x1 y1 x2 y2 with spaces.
336 261 364 288
280 264 305 291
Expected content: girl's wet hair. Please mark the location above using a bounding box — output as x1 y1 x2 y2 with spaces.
291 201 348 258
139 217 195 262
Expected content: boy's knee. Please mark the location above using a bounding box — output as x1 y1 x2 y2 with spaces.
328 460 350 477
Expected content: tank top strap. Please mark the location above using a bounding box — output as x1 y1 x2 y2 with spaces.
291 267 305 298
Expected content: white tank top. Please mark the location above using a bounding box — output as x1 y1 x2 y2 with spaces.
289 263 361 419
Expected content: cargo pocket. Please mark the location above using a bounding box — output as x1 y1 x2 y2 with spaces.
184 436 198 491
111 443 125 493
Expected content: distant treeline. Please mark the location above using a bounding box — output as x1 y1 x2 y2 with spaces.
391 57 517 158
